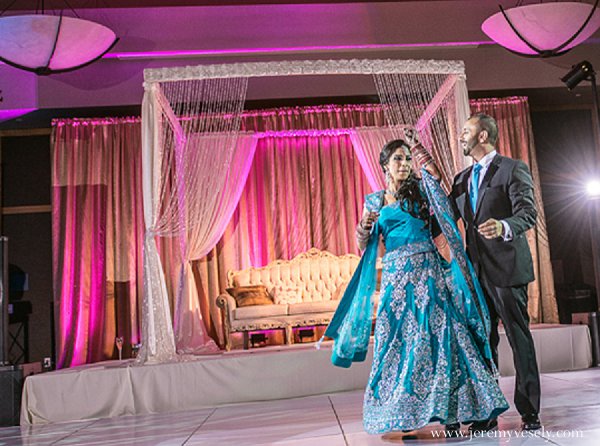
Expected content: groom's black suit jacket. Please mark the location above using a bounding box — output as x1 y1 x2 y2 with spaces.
450 154 537 288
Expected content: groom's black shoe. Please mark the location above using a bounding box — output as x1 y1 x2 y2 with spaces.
445 423 461 436
468 418 498 433
521 414 541 431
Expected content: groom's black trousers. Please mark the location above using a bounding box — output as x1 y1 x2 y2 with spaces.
477 267 541 417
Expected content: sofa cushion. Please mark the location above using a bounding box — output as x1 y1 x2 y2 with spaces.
287 300 338 315
332 280 350 301
234 304 288 320
227 285 273 307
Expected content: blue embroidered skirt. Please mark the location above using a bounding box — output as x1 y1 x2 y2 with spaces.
363 241 508 434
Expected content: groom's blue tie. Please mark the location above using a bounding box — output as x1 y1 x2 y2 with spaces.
470 163 482 213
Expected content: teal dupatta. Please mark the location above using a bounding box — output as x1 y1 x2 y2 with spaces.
322 170 494 370
323 217 380 367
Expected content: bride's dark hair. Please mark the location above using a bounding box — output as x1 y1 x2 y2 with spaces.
379 139 430 225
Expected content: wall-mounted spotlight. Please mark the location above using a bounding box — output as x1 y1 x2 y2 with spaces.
561 60 595 90
563 61 600 313
561 61 599 145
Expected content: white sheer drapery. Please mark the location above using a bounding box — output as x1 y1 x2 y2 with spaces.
374 73 470 191
141 59 468 363
174 132 258 354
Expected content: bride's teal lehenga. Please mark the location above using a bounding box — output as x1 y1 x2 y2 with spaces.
323 170 508 434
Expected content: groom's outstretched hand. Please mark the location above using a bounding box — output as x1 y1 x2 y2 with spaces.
478 218 503 239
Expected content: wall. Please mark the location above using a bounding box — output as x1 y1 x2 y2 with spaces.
1 132 52 365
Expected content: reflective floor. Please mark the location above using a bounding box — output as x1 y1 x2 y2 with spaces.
1 368 599 445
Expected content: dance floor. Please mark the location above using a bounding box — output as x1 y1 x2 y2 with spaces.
2 323 594 444
1 368 599 445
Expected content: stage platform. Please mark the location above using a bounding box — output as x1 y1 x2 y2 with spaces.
20 324 592 425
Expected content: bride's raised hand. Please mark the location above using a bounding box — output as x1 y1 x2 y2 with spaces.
403 127 419 148
403 127 441 180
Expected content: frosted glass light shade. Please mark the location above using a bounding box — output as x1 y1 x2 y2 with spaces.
0 14 118 75
482 2 600 57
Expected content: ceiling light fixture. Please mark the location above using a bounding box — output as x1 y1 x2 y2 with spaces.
482 1 600 57
0 1 118 75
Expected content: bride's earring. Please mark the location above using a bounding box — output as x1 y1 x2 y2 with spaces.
385 169 392 185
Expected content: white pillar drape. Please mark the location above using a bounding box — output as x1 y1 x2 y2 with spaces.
139 83 177 364
174 133 258 354
140 76 250 362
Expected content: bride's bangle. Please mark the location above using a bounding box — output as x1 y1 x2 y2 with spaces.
356 223 370 239
357 222 369 233
411 143 433 168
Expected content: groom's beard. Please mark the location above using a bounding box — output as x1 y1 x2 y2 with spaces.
462 138 477 156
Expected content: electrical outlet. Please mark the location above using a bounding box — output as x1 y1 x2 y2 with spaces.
43 357 52 369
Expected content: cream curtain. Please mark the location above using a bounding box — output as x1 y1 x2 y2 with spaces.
140 84 178 363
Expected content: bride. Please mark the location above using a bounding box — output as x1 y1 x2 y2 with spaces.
322 131 508 434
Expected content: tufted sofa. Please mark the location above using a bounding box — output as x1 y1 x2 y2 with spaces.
216 248 360 350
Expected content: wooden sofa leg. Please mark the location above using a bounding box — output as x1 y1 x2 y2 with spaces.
221 330 232 352
224 330 232 352
243 331 250 350
285 325 293 345
216 294 233 351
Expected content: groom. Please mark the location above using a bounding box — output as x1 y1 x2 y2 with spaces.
450 113 541 432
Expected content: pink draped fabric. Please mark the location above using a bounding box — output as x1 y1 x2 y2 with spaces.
244 134 370 263
52 102 557 365
195 132 372 345
349 127 397 191
52 118 144 368
53 186 107 367
173 134 257 354
240 104 386 132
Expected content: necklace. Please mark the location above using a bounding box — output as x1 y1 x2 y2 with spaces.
385 189 399 205
385 186 400 197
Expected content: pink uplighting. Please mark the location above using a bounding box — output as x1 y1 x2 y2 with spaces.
0 108 36 121
53 117 140 126
103 41 494 60
256 129 352 138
